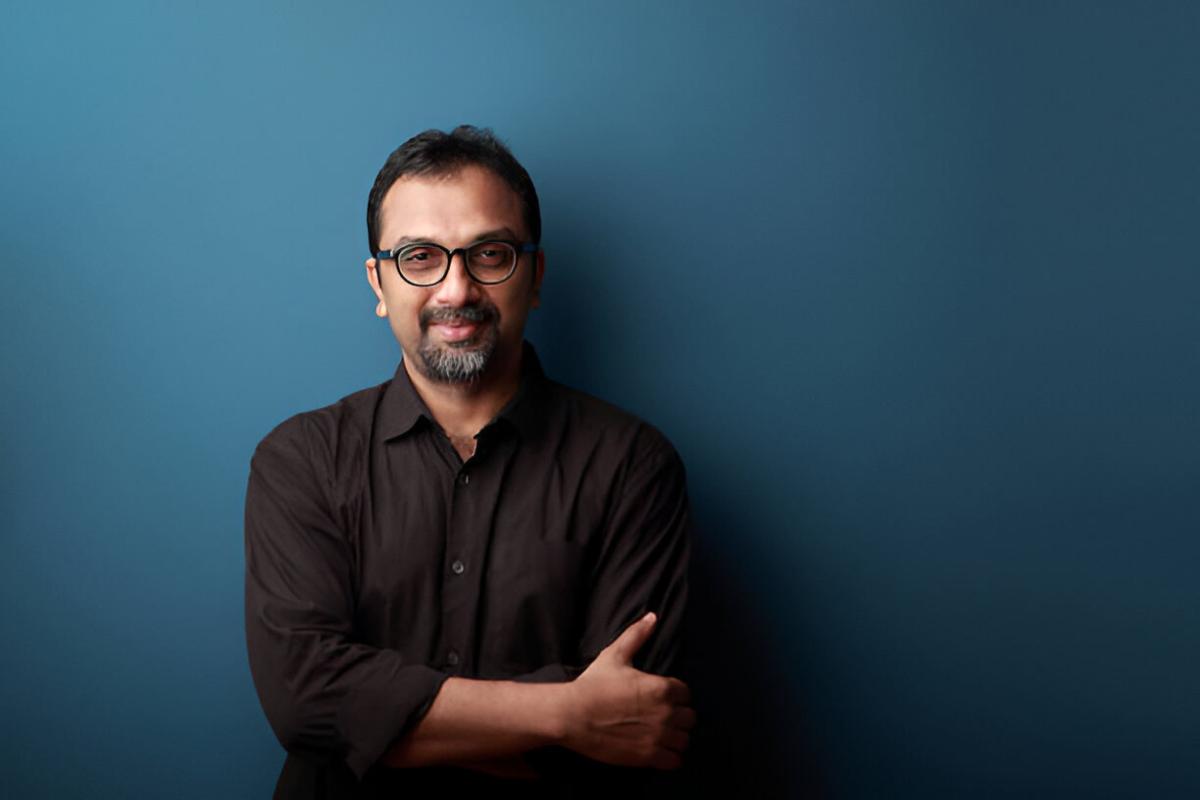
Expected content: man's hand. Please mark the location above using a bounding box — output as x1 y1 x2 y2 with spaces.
380 613 693 774
560 612 696 770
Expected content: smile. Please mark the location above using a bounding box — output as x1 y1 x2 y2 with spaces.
429 320 482 343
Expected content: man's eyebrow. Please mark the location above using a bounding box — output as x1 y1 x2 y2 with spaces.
385 228 521 251
470 227 520 243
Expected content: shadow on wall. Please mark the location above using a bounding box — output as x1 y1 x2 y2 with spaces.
679 492 826 798
525 237 626 397
530 227 824 796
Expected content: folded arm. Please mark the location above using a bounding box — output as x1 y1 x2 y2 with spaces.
383 613 693 772
245 418 692 780
385 425 696 778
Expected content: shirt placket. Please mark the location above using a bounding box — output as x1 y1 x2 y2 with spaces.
438 433 512 676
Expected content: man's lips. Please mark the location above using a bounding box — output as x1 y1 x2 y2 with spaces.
428 320 481 342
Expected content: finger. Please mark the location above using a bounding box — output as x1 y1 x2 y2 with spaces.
667 706 698 732
607 612 657 664
665 676 691 706
659 727 690 754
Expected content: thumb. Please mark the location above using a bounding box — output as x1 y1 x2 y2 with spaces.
607 612 657 664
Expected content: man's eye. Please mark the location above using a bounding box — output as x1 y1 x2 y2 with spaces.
401 247 436 263
471 244 509 264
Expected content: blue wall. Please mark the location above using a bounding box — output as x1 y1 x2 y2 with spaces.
3 2 1197 796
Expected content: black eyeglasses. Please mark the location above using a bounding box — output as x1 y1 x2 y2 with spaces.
374 240 539 287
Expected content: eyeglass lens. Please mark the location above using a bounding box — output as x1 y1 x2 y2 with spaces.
398 241 517 285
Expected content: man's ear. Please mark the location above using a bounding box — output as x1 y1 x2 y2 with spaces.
365 258 387 317
531 250 545 309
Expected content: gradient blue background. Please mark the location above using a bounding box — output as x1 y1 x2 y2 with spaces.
3 1 1197 797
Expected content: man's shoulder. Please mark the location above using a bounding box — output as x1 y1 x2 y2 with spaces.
542 378 646 429
538 378 684 469
251 378 390 465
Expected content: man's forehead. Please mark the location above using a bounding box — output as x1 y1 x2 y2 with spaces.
378 165 526 245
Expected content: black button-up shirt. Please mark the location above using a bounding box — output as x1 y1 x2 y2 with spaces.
244 344 690 798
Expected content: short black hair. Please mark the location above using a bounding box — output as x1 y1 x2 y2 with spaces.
366 125 541 255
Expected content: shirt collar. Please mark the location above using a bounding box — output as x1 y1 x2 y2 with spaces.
376 359 432 442
376 341 549 443
493 342 549 441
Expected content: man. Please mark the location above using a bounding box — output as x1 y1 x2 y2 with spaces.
244 126 694 798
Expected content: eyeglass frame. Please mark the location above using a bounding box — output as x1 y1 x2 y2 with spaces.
373 239 540 287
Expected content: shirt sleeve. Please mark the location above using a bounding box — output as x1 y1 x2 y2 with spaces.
244 417 449 782
515 424 691 679
526 425 693 793
580 423 691 678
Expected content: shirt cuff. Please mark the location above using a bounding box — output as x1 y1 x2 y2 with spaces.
343 665 451 782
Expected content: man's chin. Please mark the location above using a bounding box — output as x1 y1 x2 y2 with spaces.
417 338 496 385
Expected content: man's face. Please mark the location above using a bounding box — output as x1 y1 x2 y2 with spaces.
367 165 543 385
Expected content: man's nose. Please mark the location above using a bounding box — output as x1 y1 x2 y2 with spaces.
432 251 479 306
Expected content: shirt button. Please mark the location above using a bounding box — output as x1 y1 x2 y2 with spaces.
459 473 470 486
447 649 460 666
450 559 465 575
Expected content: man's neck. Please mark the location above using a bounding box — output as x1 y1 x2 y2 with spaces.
402 347 523 459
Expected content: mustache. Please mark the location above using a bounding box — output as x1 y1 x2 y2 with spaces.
420 303 499 328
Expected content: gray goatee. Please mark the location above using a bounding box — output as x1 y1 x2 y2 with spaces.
416 303 500 384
